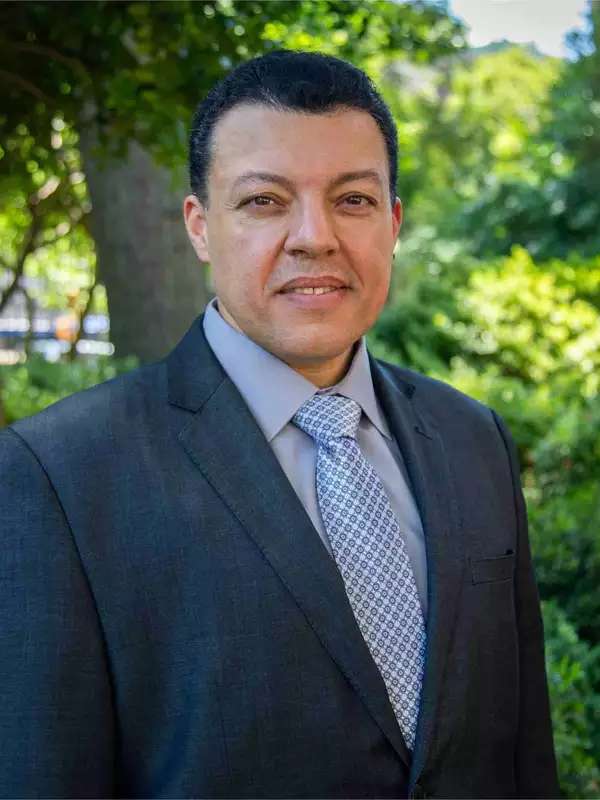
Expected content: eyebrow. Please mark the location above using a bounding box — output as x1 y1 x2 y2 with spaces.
231 169 384 194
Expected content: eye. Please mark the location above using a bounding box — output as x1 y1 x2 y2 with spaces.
242 195 279 208
341 194 376 208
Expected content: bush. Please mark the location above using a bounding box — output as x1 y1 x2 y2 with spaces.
0 354 138 426
543 601 600 799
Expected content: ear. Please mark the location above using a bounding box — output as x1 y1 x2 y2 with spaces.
183 194 210 262
391 197 403 239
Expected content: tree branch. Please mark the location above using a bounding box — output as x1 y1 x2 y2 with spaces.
67 272 99 360
9 41 90 80
0 204 42 314
19 285 35 360
0 68 50 102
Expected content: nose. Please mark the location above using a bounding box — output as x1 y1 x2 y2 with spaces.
284 199 339 258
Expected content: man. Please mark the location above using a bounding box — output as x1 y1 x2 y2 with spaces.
0 51 559 799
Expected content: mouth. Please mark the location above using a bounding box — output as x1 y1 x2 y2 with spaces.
280 286 342 296
277 285 350 309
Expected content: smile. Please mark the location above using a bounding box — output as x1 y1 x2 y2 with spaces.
284 286 340 295
278 285 349 310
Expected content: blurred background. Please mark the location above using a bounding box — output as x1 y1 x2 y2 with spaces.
1 0 598 795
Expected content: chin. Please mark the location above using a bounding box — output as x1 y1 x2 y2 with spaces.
278 336 356 364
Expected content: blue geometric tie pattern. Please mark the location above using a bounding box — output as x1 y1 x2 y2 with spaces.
293 393 426 750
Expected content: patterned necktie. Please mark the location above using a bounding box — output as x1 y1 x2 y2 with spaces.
293 393 426 749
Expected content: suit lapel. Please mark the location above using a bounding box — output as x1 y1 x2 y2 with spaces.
167 317 411 767
370 356 466 789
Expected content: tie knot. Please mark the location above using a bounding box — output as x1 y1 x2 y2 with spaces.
292 394 362 445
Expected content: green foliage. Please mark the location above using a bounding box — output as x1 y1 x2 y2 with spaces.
529 395 600 647
0 114 95 314
388 45 561 230
414 8 600 262
0 0 465 173
0 354 137 425
543 601 600 799
376 246 600 402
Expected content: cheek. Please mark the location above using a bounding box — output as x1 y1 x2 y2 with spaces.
229 224 282 289
368 221 396 260
213 249 281 316
346 229 393 288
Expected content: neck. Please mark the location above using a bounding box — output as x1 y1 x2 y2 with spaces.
286 347 355 389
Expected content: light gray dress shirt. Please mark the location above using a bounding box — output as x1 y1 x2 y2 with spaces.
202 297 428 619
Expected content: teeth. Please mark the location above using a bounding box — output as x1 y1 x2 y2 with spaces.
288 286 339 295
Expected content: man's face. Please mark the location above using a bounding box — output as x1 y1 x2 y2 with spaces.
184 103 402 376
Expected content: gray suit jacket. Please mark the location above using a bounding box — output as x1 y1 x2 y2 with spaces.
0 313 559 798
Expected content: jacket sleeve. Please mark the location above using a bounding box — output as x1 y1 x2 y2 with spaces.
0 427 116 798
492 411 561 799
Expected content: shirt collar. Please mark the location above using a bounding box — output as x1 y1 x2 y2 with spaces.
202 297 392 443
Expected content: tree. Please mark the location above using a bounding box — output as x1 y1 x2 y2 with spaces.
417 4 600 262
386 43 561 258
0 114 95 357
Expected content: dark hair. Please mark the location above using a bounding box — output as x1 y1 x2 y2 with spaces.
189 50 398 206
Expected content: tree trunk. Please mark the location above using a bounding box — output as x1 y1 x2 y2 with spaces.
79 131 210 363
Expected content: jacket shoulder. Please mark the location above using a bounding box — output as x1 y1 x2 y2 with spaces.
374 357 494 421
8 360 167 451
373 358 521 482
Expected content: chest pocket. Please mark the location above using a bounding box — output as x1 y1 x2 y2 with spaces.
469 551 515 584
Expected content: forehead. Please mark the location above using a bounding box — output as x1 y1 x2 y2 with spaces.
208 103 389 188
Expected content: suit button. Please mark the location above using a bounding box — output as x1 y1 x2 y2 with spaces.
411 783 428 799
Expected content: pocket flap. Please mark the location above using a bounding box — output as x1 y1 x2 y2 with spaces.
469 551 515 584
